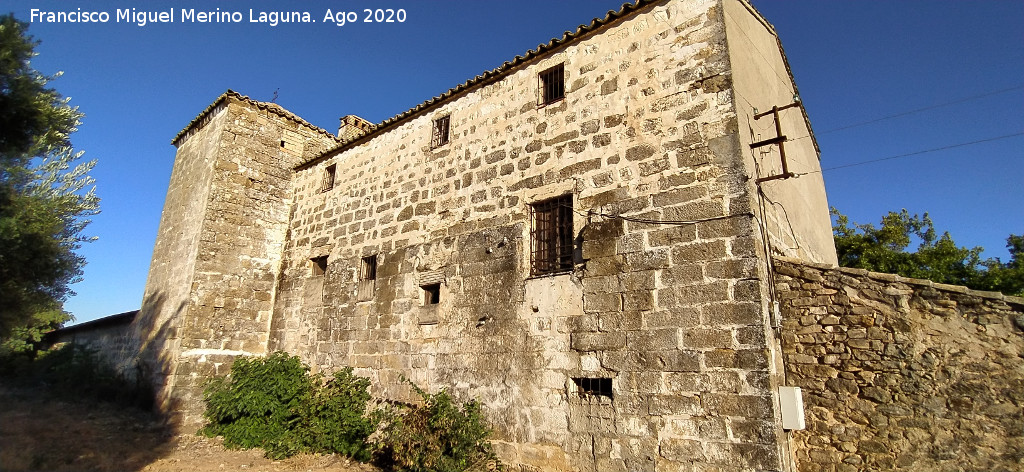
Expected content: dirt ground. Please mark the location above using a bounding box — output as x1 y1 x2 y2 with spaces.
0 383 378 472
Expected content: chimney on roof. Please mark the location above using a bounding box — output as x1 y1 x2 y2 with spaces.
338 115 374 141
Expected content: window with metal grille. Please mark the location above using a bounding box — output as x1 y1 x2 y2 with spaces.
539 63 565 105
431 115 451 148
572 377 613 399
320 164 336 193
531 195 574 275
311 256 328 276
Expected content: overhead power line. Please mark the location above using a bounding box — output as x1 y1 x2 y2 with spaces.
818 85 1024 135
795 132 1024 175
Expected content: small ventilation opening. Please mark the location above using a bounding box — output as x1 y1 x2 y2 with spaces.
321 164 336 193
572 377 612 399
280 140 286 147
311 256 328 276
422 283 440 305
361 255 377 281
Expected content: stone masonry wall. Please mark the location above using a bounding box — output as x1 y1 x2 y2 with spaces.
775 257 1024 472
268 1 799 471
140 94 340 426
132 103 229 410
136 0 844 469
47 311 137 374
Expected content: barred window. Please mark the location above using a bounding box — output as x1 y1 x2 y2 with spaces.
539 63 565 105
531 194 574 275
572 377 613 399
320 164 336 193
431 115 451 148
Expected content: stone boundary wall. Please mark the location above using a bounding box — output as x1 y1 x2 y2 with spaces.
774 256 1024 472
44 311 138 372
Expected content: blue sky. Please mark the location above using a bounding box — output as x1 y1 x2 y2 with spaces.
4 1 1022 325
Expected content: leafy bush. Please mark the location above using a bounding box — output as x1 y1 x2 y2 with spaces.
200 352 312 458
200 352 376 460
295 368 377 461
200 352 502 470
375 382 501 472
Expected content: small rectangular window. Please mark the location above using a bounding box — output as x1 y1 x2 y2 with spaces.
311 256 328 276
431 115 451 148
572 377 613 399
539 63 565 105
357 255 376 301
361 255 377 281
531 194 574 275
422 283 441 305
321 164 336 193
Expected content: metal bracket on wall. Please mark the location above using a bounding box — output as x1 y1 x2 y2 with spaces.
751 101 802 184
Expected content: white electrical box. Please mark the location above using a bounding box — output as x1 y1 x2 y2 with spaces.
779 386 805 430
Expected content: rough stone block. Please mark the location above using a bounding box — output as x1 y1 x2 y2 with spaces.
622 290 655 311
649 394 702 416
660 263 703 288
702 302 761 326
625 144 657 162
639 158 671 176
672 240 728 264
703 393 772 418
683 328 733 349
582 274 622 294
648 225 697 247
625 249 671 271
585 255 627 277
649 350 701 372
644 309 700 329
582 238 617 259
598 311 643 332
571 332 626 352
662 200 725 223
653 186 708 207
621 270 657 291
627 329 679 351
583 292 622 313
581 217 626 240
676 281 730 305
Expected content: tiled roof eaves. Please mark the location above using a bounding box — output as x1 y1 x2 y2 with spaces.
172 89 341 147
295 0 654 171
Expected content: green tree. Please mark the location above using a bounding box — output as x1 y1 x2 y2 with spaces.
832 208 1023 296
0 14 98 350
974 234 1024 296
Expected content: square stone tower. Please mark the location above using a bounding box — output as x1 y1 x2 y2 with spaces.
135 1 837 471
129 91 340 417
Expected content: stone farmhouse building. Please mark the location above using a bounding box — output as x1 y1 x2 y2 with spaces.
108 0 1021 471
